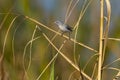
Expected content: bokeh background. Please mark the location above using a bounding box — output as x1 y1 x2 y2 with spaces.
0 0 120 80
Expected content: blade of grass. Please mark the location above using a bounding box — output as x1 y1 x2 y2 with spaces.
103 67 120 72
12 18 26 66
65 0 74 23
68 70 77 80
103 58 120 70
113 71 120 80
22 36 41 79
83 54 98 71
103 38 120 41
0 16 19 62
102 0 111 65
98 0 104 80
73 0 93 30
65 0 79 23
91 62 97 79
0 8 13 30
49 60 55 80
73 0 87 64
45 30 60 51
27 25 37 71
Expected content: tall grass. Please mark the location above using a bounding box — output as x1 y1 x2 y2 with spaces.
1 0 120 80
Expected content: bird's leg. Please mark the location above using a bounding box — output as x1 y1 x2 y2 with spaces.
61 32 64 37
68 32 71 40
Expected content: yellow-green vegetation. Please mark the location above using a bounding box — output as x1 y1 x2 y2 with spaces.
0 0 120 80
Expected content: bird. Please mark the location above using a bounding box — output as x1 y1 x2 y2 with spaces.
54 20 72 39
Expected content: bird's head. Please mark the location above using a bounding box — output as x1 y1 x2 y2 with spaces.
54 20 63 25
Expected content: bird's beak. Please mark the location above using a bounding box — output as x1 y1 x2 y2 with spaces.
54 21 56 24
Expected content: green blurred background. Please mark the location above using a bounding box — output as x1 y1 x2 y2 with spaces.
0 0 120 80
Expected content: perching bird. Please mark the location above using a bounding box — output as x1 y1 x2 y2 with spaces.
54 20 72 39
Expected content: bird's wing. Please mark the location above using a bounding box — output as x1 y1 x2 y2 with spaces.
66 25 72 32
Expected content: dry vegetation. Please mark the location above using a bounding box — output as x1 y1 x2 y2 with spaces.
0 0 120 80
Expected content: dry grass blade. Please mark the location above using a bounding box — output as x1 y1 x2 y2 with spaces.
25 16 98 53
27 25 37 71
0 10 12 31
104 67 120 72
83 54 98 79
0 13 9 30
46 30 59 50
102 0 111 65
98 0 104 80
103 58 120 70
103 67 120 80
83 54 98 71
12 18 26 66
22 36 41 79
91 62 97 79
65 0 74 23
37 26 92 80
0 16 18 62
65 0 79 23
103 38 120 42
73 0 93 30
113 71 120 80
68 70 77 80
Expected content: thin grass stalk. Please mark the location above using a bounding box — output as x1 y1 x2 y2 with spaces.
0 13 9 30
105 67 120 72
65 0 74 23
22 26 38 80
23 41 31 80
73 26 79 65
36 53 58 80
12 18 26 66
98 0 104 80
73 0 93 30
113 71 120 80
0 8 13 30
27 25 37 71
0 16 18 62
102 67 120 80
83 54 98 71
73 0 88 65
22 36 41 80
65 0 79 23
102 0 111 65
91 62 97 79
0 12 20 16
68 71 77 80
0 2 17 30
103 58 120 70
103 38 120 41
46 32 59 50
